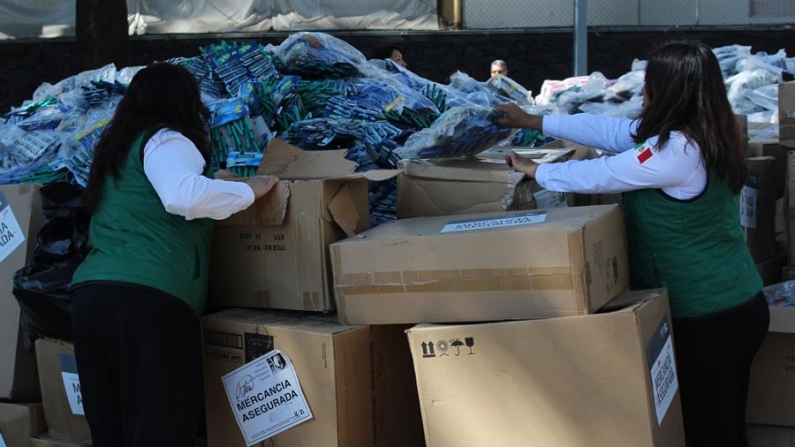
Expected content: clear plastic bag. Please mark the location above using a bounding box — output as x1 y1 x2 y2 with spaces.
274 32 366 78
395 106 514 159
485 74 533 105
763 281 795 307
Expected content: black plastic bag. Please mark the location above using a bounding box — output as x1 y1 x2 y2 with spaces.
13 182 89 351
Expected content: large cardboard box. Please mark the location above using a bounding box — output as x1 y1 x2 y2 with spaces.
331 204 629 324
0 184 44 401
201 310 422 447
396 148 574 218
369 325 423 447
787 151 795 264
0 403 46 447
780 81 795 148
210 139 397 312
747 424 795 447
406 288 685 447
35 339 91 444
747 295 795 426
749 122 785 198
29 437 91 447
743 157 778 262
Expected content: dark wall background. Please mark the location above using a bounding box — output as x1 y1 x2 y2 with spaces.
2 28 794 113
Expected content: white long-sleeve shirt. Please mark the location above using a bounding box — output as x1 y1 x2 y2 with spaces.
536 114 707 200
142 129 255 220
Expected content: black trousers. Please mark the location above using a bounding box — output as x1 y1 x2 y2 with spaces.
673 293 769 447
72 283 202 447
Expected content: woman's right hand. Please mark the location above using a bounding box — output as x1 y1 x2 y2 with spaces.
244 175 280 199
494 103 543 130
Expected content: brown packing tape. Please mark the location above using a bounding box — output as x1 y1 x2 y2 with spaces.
567 228 588 313
336 273 573 296
337 266 572 285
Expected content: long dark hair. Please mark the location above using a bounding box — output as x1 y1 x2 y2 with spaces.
83 63 212 214
633 40 747 193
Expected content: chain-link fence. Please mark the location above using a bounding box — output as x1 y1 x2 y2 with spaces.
463 0 795 29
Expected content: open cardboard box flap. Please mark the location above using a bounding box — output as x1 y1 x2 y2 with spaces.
256 138 400 181
220 139 385 230
216 179 290 227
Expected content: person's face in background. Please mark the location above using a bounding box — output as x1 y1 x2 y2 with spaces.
390 49 408 68
491 63 507 78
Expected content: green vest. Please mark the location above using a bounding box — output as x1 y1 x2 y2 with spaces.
623 172 761 319
71 130 215 315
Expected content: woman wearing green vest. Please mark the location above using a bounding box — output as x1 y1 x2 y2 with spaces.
70 64 278 447
494 41 768 447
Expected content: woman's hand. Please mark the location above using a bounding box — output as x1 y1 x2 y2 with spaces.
244 175 280 199
213 169 237 179
494 103 543 130
506 152 539 178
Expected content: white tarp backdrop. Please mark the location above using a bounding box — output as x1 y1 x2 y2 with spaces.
0 0 438 39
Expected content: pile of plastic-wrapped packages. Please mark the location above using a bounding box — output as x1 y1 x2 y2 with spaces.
0 33 791 224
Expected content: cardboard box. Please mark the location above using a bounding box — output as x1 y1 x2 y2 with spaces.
369 325 423 447
749 122 785 199
35 339 91 443
396 148 575 218
787 151 795 264
747 424 795 447
331 204 629 324
757 253 787 287
747 295 795 427
0 403 46 447
202 310 421 447
406 288 684 447
743 157 778 262
779 81 795 148
210 139 397 312
29 437 90 447
0 184 44 401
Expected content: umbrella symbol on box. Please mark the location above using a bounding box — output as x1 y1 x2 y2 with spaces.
451 339 464 356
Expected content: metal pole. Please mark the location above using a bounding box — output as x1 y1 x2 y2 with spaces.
574 0 588 76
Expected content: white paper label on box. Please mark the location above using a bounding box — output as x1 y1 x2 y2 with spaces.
740 185 757 229
0 192 26 264
59 353 85 415
441 211 547 234
646 317 679 426
533 190 568 209
0 433 7 447
222 350 312 446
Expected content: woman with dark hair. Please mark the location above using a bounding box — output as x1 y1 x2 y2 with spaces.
71 63 278 447
374 45 408 68
494 41 768 447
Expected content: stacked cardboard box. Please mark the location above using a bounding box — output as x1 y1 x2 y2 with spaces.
396 147 575 219
0 403 46 447
210 139 397 312
406 289 683 447
329 203 686 446
204 140 423 447
331 205 629 324
201 311 422 447
33 339 91 446
0 184 45 403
